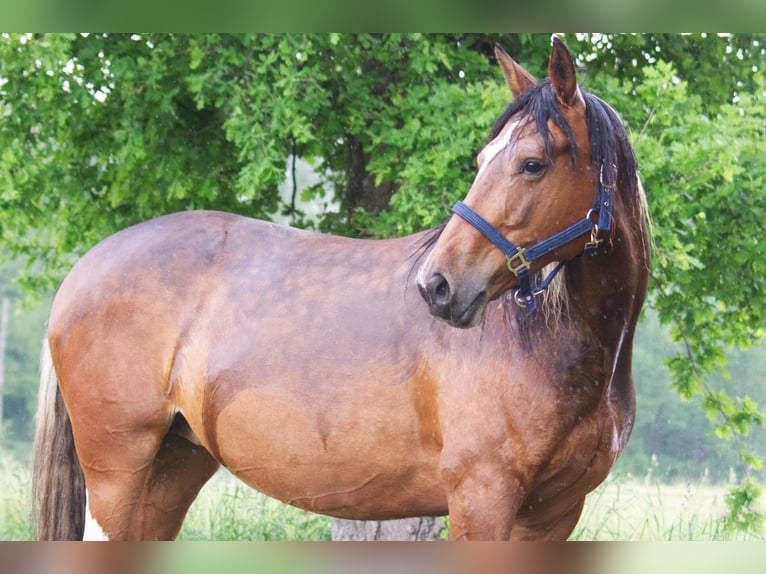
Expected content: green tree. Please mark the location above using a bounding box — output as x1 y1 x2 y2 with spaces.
1 33 765 526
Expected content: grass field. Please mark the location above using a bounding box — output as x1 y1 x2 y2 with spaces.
2 449 762 541
571 473 758 540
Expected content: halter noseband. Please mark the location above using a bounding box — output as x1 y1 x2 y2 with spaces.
451 167 614 315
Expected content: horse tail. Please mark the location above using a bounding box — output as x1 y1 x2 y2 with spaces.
31 338 86 540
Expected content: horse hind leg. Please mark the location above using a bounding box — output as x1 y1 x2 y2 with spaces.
129 420 220 540
82 416 220 541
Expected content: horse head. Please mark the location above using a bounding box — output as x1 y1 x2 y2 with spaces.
418 37 607 328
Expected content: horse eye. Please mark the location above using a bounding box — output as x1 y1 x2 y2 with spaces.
520 159 546 176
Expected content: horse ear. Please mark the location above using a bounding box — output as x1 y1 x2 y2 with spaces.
548 36 584 110
494 43 536 99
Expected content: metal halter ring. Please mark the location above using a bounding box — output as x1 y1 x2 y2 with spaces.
513 289 536 309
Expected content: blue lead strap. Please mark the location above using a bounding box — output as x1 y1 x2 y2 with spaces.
451 181 612 315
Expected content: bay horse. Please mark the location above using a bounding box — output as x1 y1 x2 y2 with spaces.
32 37 650 541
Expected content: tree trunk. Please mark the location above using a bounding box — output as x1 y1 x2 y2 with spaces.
345 136 399 222
330 517 444 541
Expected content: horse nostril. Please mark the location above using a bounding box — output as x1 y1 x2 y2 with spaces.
434 278 450 303
426 272 452 308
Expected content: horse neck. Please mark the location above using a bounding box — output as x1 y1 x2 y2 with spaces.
564 187 650 347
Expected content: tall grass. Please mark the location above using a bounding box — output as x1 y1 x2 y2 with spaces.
1 447 762 541
572 473 764 541
182 469 764 541
178 469 331 541
0 449 34 540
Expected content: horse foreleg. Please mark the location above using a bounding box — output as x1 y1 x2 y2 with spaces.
509 497 586 541
442 464 524 541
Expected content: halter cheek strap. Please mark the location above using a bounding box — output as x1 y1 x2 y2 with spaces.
451 177 613 315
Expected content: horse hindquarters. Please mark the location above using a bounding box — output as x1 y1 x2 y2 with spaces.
34 340 220 540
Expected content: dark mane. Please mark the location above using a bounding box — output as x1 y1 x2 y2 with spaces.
489 80 577 165
488 80 643 333
490 80 638 211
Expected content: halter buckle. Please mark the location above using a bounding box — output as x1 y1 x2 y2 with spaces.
600 163 617 191
506 249 531 276
584 224 601 252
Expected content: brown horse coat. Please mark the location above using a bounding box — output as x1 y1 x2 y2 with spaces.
34 38 649 541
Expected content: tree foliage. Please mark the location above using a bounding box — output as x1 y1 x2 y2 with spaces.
1 33 765 487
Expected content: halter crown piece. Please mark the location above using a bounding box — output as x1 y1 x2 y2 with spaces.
451 165 615 315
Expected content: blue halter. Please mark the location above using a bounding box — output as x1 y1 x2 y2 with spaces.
451 170 614 315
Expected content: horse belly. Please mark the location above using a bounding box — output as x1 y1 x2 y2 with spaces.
211 387 446 520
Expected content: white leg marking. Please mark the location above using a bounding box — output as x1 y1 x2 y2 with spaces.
83 489 110 541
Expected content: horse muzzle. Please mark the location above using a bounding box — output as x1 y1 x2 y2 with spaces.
417 269 488 329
